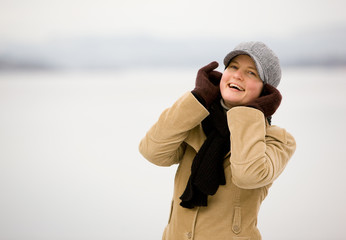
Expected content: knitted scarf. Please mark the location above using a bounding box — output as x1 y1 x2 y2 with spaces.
180 100 230 209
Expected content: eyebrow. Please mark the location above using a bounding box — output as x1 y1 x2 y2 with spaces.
231 60 258 72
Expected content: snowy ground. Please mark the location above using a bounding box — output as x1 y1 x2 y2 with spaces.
1 66 346 240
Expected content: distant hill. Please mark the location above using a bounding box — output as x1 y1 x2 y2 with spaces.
1 26 346 71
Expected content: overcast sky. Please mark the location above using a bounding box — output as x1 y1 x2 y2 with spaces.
1 0 346 43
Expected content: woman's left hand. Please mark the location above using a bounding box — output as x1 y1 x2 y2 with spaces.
246 84 282 117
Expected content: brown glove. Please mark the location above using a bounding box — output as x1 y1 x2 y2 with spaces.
191 61 222 108
247 84 282 117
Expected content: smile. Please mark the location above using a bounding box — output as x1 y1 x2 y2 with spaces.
228 83 245 91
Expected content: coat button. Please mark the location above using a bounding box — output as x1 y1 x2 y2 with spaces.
186 231 192 239
233 225 240 233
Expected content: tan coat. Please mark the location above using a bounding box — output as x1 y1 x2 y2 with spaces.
139 92 296 240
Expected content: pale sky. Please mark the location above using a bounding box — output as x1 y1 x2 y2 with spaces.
1 0 346 43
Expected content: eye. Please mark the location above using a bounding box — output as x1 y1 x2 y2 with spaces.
248 71 257 77
228 64 238 70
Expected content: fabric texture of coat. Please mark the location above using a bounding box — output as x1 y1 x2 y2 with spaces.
139 92 296 240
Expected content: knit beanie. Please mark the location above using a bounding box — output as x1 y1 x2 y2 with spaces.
223 41 281 88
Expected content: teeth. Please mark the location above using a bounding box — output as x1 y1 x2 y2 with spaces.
229 83 244 91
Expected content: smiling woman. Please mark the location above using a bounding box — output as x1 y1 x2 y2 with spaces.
139 41 296 240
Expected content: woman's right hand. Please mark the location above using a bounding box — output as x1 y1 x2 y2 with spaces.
191 61 222 108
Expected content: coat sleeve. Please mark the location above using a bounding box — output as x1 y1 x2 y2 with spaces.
227 107 296 189
139 92 209 167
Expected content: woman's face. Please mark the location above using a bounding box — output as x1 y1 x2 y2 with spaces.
220 54 264 108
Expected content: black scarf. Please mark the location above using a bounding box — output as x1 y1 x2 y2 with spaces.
179 100 230 209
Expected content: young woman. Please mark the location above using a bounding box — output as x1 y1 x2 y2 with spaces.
139 41 296 240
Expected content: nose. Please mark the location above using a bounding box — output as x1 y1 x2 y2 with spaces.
233 69 243 81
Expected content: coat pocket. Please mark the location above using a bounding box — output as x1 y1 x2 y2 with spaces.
233 237 249 240
232 207 242 234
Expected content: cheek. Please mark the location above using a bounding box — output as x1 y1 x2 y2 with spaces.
220 70 233 86
220 73 228 85
219 75 228 91
247 82 263 98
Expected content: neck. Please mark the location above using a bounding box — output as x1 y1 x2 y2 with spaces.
220 99 231 112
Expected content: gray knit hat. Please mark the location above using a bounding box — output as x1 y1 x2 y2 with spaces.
223 41 281 88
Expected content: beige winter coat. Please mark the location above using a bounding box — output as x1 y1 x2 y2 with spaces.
139 92 296 240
